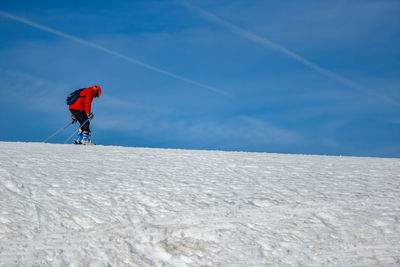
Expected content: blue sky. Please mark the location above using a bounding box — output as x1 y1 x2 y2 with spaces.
0 0 399 158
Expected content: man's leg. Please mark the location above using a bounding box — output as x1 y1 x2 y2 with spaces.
70 109 91 143
70 109 90 132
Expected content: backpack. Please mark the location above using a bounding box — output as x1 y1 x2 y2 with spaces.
66 88 84 105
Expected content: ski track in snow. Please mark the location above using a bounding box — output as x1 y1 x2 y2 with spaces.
0 142 399 266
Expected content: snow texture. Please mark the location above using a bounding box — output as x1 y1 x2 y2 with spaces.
0 141 399 266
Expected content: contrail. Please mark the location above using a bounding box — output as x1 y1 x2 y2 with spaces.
180 1 399 107
0 10 229 96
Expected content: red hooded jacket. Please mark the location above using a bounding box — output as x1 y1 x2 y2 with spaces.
69 87 96 114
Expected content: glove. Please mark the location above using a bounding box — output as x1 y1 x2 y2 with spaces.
71 115 77 124
87 113 94 120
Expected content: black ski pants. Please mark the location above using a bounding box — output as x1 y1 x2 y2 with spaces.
70 109 90 133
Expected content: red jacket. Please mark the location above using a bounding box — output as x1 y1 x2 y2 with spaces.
69 87 96 114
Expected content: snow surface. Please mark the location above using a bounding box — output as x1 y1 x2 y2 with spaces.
0 141 399 266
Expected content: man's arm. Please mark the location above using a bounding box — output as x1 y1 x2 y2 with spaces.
84 89 95 114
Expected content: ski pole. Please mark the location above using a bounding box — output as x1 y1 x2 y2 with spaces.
42 122 73 143
64 118 90 144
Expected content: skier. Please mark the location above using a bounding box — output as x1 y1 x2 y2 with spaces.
68 85 102 144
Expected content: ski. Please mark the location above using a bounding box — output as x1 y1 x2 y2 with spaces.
74 142 96 145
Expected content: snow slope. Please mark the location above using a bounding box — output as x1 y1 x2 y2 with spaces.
0 142 399 266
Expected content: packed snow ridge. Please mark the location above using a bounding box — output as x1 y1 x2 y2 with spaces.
0 142 399 266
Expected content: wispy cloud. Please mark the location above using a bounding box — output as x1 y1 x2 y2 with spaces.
0 10 230 96
98 95 172 113
96 113 304 150
180 1 399 107
0 68 67 113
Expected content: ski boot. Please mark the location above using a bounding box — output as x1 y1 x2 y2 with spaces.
81 131 94 145
74 130 83 144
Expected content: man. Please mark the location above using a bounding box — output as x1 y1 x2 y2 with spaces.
69 85 102 144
